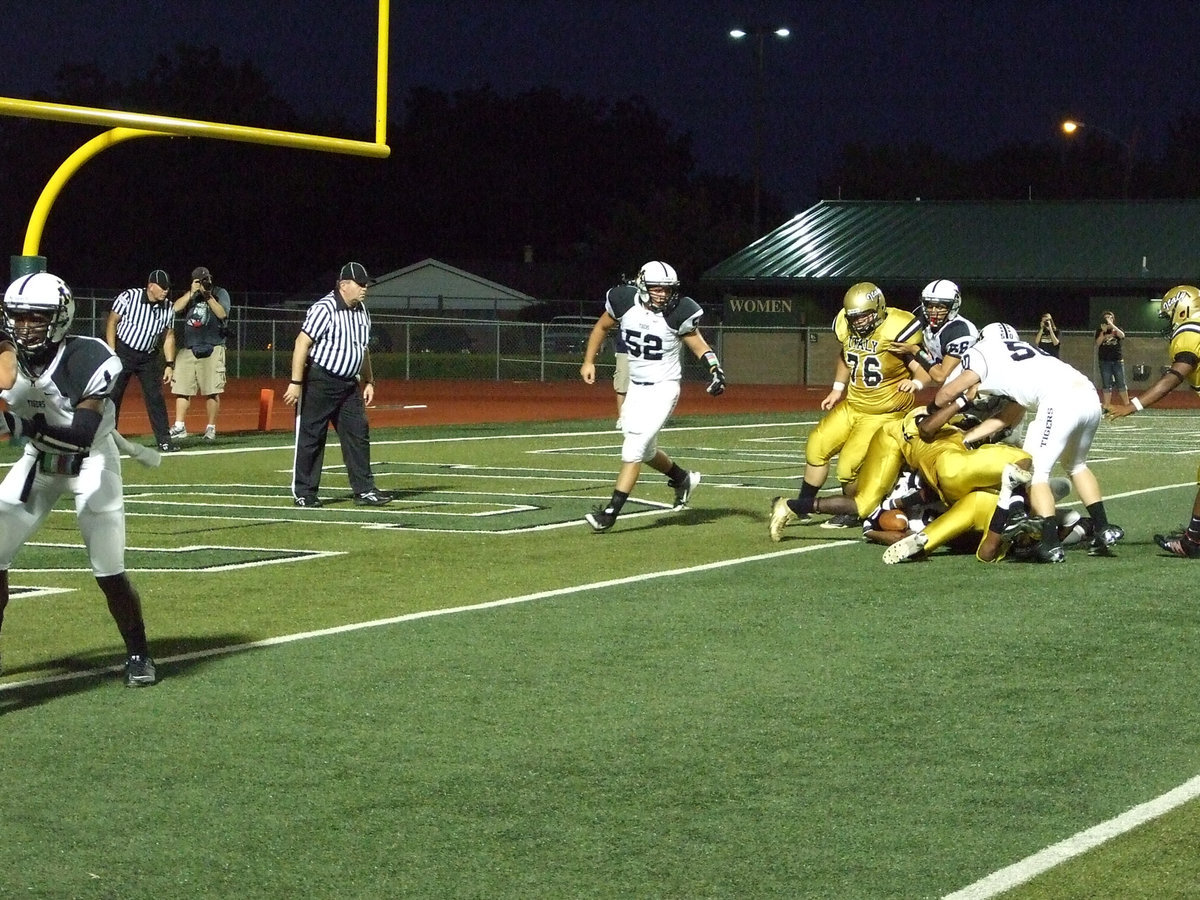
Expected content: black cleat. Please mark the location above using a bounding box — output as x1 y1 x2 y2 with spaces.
124 654 157 687
354 490 393 507
585 507 616 533
1155 533 1200 558
669 470 700 508
1036 545 1066 564
1087 524 1125 557
293 496 323 508
158 442 179 453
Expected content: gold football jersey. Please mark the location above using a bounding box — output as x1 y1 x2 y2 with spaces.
1168 322 1200 393
833 307 923 414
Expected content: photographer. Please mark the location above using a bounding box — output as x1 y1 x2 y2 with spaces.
1035 311 1060 358
169 266 231 441
1095 310 1129 411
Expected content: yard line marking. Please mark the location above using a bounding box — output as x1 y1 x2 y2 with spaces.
0 539 855 693
942 775 1200 899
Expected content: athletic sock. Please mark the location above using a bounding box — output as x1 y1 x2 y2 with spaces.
787 481 820 517
605 491 629 517
1085 501 1110 530
665 463 687 485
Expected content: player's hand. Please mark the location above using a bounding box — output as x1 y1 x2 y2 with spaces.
820 388 843 411
1105 404 1134 420
706 364 726 396
897 378 923 394
883 340 916 357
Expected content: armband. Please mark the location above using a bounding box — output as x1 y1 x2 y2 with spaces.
164 360 175 367
832 381 846 391
290 380 303 386
913 351 934 371
954 396 967 409
1130 397 1143 411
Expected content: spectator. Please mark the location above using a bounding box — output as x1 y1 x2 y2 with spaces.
106 269 177 452
1095 310 1130 410
170 266 230 442
283 262 392 508
1036 312 1061 358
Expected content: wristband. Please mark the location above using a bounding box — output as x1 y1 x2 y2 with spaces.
914 351 934 371
701 350 720 370
290 379 303 386
164 361 174 367
1131 397 1143 411
910 379 924 390
832 381 846 391
954 396 967 409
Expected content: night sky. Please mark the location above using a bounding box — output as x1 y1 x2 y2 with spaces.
3 0 1200 212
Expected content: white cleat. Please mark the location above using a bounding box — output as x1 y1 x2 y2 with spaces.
672 470 700 509
883 531 929 565
769 496 797 542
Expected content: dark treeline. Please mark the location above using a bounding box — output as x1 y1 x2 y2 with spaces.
3 45 1200 303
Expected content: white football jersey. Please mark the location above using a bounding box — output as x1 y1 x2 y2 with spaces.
605 284 702 383
923 315 979 363
960 336 1092 408
2 336 121 452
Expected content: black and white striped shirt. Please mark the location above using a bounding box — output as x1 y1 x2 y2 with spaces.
300 290 371 379
111 288 174 353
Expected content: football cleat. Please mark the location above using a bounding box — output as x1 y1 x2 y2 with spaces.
820 513 860 530
1001 505 1042 542
1154 533 1200 558
1001 462 1033 490
769 496 797 542
670 470 700 508
158 442 179 453
293 496 323 508
883 531 928 565
1036 545 1066 564
1087 524 1125 557
585 508 616 533
124 654 157 687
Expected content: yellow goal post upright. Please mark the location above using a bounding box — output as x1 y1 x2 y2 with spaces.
2 0 391 281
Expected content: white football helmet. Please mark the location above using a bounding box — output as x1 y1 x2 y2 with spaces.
979 322 1019 343
635 261 680 313
920 279 961 332
3 272 75 364
1159 285 1200 333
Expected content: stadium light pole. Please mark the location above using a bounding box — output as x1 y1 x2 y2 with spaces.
1061 119 1136 198
730 25 790 235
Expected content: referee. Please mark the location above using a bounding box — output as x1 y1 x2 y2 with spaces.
105 269 177 451
283 262 392 508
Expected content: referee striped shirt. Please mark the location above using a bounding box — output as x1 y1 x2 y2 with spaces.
301 290 371 379
111 288 174 353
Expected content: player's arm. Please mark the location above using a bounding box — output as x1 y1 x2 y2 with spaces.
961 400 1024 446
822 357 851 410
0 336 15 391
920 369 983 440
27 396 104 452
283 332 315 406
1106 353 1198 419
683 331 725 395
580 312 617 385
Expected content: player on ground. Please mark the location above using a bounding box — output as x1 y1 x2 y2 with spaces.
923 322 1122 563
0 272 156 685
580 261 725 533
769 282 924 539
1106 284 1200 558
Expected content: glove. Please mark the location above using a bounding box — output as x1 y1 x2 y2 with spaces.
706 364 727 396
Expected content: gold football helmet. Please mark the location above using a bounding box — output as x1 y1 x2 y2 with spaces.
900 407 927 442
1159 285 1200 332
843 282 886 338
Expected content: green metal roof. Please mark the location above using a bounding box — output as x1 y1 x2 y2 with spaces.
702 199 1200 291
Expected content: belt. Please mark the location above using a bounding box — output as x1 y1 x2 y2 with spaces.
311 363 358 383
631 380 654 386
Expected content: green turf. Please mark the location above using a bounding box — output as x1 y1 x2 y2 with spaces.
1 411 1198 898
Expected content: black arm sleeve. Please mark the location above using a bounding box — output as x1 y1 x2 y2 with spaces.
30 407 103 452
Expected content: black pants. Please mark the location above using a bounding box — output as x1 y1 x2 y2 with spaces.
291 365 376 499
111 342 171 444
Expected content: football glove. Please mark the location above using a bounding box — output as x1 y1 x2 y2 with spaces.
702 351 726 396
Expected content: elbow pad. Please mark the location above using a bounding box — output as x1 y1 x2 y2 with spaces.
29 407 103 452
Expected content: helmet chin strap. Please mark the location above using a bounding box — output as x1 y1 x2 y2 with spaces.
17 342 58 379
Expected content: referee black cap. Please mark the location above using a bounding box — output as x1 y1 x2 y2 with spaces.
339 261 371 286
148 269 171 289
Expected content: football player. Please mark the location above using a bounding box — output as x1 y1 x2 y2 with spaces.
579 261 725 533
924 322 1122 562
1106 285 1200 558
0 272 156 685
768 283 925 539
891 279 980 387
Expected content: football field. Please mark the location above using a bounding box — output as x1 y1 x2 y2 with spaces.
2 409 1199 898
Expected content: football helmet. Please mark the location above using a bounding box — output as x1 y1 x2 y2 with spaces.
843 282 886 338
635 261 680 313
900 407 928 442
979 322 1019 343
2 272 75 368
920 279 961 332
1158 285 1200 332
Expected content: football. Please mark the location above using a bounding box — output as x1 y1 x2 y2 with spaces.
878 509 909 532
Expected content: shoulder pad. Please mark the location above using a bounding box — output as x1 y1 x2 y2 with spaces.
606 284 637 319
664 296 703 331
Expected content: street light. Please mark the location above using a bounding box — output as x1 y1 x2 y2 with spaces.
730 25 790 234
1061 119 1137 198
